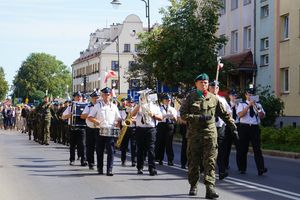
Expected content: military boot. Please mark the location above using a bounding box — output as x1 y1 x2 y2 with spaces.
189 185 197 196
205 185 219 199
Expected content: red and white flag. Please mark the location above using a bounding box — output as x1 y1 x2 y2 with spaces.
104 70 117 83
218 62 224 70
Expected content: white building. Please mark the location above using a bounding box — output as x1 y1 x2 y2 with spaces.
72 14 145 97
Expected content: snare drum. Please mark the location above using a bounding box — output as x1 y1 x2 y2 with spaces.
99 128 120 137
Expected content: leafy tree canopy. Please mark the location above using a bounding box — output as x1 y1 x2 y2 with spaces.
0 66 9 100
13 53 71 102
128 0 228 91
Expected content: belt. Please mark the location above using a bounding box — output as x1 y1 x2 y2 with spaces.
240 123 259 127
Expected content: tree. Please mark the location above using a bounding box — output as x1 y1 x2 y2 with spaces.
13 53 71 102
128 0 228 91
0 67 9 100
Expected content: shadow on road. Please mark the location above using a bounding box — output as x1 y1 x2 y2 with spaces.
94 194 204 199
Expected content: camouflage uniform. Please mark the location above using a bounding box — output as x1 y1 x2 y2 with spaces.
37 101 52 145
180 75 236 198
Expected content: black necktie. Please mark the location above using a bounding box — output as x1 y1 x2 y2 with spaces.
249 106 255 117
164 106 170 124
232 106 237 120
141 116 144 124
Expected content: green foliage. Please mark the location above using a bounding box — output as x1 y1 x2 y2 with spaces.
31 90 46 103
13 53 71 103
128 0 230 90
256 85 285 127
0 67 9 100
260 126 300 152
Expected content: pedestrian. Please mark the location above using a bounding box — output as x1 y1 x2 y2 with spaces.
62 92 87 166
87 87 121 176
119 95 137 167
236 87 267 176
155 94 177 166
81 90 100 170
131 90 163 176
180 73 237 199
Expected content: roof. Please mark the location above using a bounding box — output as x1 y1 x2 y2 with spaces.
223 51 256 71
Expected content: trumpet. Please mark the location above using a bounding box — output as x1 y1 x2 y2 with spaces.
116 113 132 149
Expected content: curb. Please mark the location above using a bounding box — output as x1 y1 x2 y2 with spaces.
174 138 300 160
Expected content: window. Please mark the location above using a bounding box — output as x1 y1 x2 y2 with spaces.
111 80 119 89
124 44 131 52
111 61 119 71
130 79 140 89
231 30 238 53
243 0 251 5
128 61 135 71
261 37 269 50
261 5 269 18
134 44 140 52
281 68 289 93
220 0 226 15
281 14 289 40
231 0 238 10
260 54 269 66
244 26 251 49
218 34 226 56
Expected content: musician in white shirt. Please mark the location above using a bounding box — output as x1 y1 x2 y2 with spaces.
236 88 267 176
62 91 87 166
87 87 121 176
155 94 177 166
131 94 162 176
81 91 100 170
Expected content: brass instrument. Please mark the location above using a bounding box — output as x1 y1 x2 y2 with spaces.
116 112 132 149
138 88 153 125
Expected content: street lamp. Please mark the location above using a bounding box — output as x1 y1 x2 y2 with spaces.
111 0 151 32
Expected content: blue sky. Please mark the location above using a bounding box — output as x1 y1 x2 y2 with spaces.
0 0 170 86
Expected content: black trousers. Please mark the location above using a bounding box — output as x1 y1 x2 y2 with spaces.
179 124 187 167
237 124 265 172
69 128 86 163
86 127 98 166
136 127 156 171
155 123 175 162
96 135 115 172
217 125 227 174
224 124 239 170
120 127 137 164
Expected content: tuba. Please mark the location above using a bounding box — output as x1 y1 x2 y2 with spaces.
138 88 153 125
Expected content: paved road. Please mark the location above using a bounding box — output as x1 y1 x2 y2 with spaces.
0 130 300 200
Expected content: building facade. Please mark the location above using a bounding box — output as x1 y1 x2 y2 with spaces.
218 0 300 121
72 14 144 97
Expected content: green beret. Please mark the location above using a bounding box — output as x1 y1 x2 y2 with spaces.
195 73 209 82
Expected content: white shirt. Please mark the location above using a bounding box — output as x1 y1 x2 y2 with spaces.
88 100 121 128
82 103 96 128
135 102 162 128
159 104 177 123
216 95 232 127
237 100 265 125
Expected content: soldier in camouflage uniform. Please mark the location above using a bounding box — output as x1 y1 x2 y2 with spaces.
37 95 52 145
180 73 237 199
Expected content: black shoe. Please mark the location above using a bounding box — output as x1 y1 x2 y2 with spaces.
137 169 143 174
81 162 87 167
181 165 186 169
149 169 157 176
206 186 219 199
258 168 268 176
189 186 197 196
97 168 103 175
121 162 126 167
167 161 174 166
132 162 136 167
106 171 114 176
219 172 228 180
89 165 94 170
159 161 163 165
44 143 49 146
239 170 246 174
69 161 75 166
